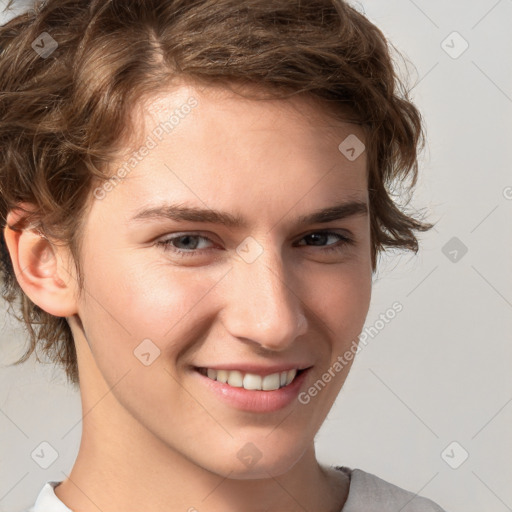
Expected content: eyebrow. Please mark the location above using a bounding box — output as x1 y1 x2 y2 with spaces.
130 200 368 228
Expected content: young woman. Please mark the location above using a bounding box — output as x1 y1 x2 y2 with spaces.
0 0 445 510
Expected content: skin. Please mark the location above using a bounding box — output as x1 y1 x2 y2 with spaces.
5 83 372 512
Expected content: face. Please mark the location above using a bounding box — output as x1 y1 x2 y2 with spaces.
68 83 372 478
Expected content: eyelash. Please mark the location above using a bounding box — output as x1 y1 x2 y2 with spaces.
155 231 354 258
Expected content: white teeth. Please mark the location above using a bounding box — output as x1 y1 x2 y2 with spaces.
216 369 228 383
203 368 300 390
227 370 243 387
286 369 297 386
262 373 281 391
243 373 262 390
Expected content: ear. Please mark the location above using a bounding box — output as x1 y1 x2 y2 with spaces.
3 203 79 318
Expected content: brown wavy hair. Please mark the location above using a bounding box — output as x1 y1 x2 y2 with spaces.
0 0 433 387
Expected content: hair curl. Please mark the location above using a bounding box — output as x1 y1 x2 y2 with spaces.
0 0 433 387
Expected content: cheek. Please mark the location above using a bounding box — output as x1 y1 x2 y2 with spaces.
78 254 226 357
305 257 372 337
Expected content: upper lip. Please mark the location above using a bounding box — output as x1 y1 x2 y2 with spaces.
194 364 312 377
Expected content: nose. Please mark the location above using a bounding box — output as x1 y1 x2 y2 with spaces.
220 244 308 352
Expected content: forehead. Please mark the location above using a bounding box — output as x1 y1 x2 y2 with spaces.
134 81 364 149
91 83 368 228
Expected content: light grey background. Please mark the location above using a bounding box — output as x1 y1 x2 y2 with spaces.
1 1 511 511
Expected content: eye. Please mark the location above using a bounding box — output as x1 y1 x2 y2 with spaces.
295 231 354 252
156 233 216 257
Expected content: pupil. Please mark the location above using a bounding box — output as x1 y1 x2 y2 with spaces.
180 236 197 249
309 233 326 246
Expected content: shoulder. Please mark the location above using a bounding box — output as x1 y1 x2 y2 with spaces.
339 467 447 512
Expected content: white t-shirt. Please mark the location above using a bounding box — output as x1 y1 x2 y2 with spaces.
26 468 447 512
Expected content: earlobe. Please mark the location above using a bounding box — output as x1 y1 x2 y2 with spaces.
3 206 79 318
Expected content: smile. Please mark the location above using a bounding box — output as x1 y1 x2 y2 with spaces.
196 367 301 391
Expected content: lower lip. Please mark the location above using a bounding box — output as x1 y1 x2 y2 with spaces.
194 369 310 413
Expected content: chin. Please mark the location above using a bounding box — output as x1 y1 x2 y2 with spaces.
201 437 308 480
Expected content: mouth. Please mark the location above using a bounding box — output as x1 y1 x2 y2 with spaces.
192 366 313 414
192 363 312 412
195 367 305 391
